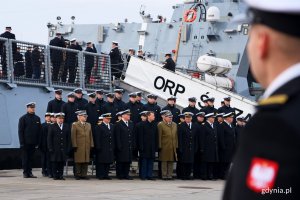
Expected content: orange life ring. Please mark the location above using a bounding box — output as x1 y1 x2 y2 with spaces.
184 9 197 23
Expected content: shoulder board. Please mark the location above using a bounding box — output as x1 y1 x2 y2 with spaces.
202 123 205 125
258 94 288 106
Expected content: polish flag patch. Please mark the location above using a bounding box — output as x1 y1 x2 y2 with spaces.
246 157 279 193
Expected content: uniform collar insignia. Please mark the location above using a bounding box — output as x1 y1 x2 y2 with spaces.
258 94 288 106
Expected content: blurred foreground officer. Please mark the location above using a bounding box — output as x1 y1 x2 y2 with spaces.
47 89 65 113
114 110 134 180
94 113 114 180
137 111 158 180
223 1 300 199
47 113 69 180
158 112 178 180
71 111 94 180
177 112 197 180
40 112 52 177
18 102 41 178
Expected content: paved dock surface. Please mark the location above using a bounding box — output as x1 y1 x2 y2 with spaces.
0 169 224 200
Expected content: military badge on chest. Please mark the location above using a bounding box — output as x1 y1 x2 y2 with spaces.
246 157 279 193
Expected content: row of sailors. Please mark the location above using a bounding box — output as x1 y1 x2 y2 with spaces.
19 100 246 180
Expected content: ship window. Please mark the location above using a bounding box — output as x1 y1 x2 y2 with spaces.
194 35 198 39
201 36 205 39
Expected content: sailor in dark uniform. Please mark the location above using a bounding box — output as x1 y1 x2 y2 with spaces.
162 96 181 124
102 93 119 124
178 113 185 124
182 97 200 122
137 50 145 60
114 110 135 180
202 97 218 115
218 97 235 125
109 41 123 79
125 92 142 125
143 94 161 123
193 112 206 179
201 112 218 180
46 89 65 113
216 113 224 124
177 112 197 180
223 1 300 199
114 89 126 111
74 88 88 110
136 91 144 107
49 32 65 81
199 97 209 112
95 89 106 109
0 27 16 76
18 102 41 178
94 113 115 180
85 92 101 137
84 42 97 84
39 112 52 177
62 92 79 127
47 113 69 180
218 112 235 180
162 53 175 72
234 117 245 147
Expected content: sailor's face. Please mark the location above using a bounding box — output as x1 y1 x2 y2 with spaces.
247 25 267 88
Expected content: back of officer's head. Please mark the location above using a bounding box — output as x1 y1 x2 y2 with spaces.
245 1 300 89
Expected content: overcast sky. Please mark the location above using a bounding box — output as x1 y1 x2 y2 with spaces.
0 0 183 44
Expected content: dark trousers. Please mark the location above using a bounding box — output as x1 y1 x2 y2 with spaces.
41 151 52 176
85 65 92 84
96 163 111 178
176 161 183 179
1 54 7 76
219 162 230 179
25 65 32 78
180 163 193 179
33 66 41 79
22 145 36 176
140 158 154 179
52 61 61 81
75 163 88 177
62 65 76 83
202 162 218 180
52 161 64 178
116 162 130 179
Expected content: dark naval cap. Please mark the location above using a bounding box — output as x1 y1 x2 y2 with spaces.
5 26 12 30
236 0 300 38
95 89 104 94
207 97 215 102
26 102 36 108
114 89 124 94
188 97 197 102
136 91 142 97
224 96 231 101
106 93 115 98
101 113 112 118
179 113 185 119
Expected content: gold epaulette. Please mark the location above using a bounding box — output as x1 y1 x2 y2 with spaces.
259 94 288 106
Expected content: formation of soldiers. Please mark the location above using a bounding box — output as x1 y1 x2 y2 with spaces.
18 88 247 181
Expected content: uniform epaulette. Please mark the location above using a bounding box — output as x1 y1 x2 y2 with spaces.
258 94 288 106
202 123 205 125
178 122 182 125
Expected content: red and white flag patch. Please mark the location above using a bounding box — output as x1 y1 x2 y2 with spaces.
246 157 279 193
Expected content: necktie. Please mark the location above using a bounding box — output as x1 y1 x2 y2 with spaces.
188 123 191 129
125 121 128 127
107 124 110 130
211 123 214 129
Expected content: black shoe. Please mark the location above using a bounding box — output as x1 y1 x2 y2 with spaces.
59 177 65 180
42 173 48 177
140 178 146 181
162 178 168 180
28 174 37 178
147 177 156 181
53 177 59 180
104 177 112 180
75 176 81 180
124 176 133 180
81 176 89 180
98 177 105 180
23 174 29 178
48 175 53 178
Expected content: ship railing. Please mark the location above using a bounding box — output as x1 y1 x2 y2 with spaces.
0 38 112 93
0 37 11 83
11 40 48 87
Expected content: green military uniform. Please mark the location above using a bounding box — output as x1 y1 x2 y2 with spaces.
71 121 94 178
158 121 178 179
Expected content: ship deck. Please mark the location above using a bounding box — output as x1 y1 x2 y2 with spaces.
0 169 224 200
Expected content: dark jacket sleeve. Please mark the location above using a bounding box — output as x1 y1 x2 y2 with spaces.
114 123 122 151
47 125 53 151
18 116 25 146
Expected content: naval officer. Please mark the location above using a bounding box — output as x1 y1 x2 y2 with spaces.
223 1 300 199
18 102 41 178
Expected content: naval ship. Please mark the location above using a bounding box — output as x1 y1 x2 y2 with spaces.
0 0 259 169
